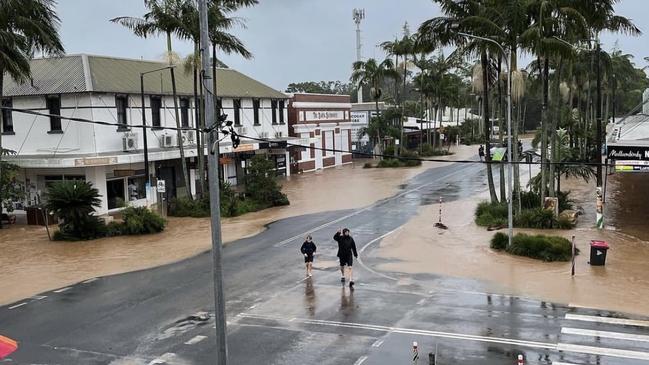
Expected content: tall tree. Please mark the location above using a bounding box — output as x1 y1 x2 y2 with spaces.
0 0 64 228
351 58 400 155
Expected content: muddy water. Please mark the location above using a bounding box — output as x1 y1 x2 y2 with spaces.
0 145 476 305
376 183 649 316
606 173 649 241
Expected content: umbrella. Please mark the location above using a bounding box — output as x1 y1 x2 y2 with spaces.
0 335 18 358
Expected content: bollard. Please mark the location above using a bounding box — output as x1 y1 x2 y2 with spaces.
517 354 524 365
412 341 419 364
428 352 435 365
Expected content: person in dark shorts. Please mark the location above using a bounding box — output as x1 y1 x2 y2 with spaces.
333 228 358 288
300 235 317 277
478 145 485 161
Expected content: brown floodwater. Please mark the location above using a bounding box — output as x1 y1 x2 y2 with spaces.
606 173 649 241
377 180 649 316
0 145 476 305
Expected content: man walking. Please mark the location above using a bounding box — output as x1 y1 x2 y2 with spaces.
334 228 358 288
478 145 485 161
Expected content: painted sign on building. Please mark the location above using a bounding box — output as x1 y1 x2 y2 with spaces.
305 111 344 121
607 145 649 161
351 111 368 125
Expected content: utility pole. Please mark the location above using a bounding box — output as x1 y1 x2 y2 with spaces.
198 0 227 362
353 8 365 103
596 40 602 188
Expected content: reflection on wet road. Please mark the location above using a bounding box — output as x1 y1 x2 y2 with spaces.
1 160 648 364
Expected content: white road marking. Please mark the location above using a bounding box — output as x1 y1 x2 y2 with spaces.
240 313 557 350
353 355 368 365
53 287 72 293
82 278 98 284
273 165 472 248
557 343 649 361
148 352 176 364
8 302 27 309
552 362 581 365
289 317 297 322
565 313 649 328
184 335 207 345
356 227 403 281
31 295 47 301
562 327 649 342
417 298 426 305
371 339 384 348
249 304 257 309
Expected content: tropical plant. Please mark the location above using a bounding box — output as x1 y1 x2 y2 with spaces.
0 0 64 228
120 206 166 235
0 150 25 216
46 181 105 240
244 155 289 208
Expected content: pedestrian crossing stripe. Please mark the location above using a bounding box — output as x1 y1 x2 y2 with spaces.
562 327 649 343
565 313 649 328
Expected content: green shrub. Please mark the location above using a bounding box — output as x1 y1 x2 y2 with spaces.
245 155 290 209
235 198 259 216
490 232 508 250
105 221 124 237
377 159 403 168
514 209 555 229
506 233 575 262
120 206 165 235
383 145 396 158
363 162 374 169
517 189 573 211
46 180 105 240
399 150 422 166
169 196 210 217
475 202 508 227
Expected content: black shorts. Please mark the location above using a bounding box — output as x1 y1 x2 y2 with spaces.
339 255 353 267
304 254 314 263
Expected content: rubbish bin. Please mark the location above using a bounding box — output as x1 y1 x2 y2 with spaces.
589 240 609 266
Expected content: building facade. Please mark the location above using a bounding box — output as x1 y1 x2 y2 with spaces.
288 94 353 173
1 54 291 215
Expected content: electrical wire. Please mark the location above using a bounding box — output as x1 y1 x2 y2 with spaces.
1 104 616 168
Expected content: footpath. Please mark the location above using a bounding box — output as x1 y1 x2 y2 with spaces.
0 145 475 305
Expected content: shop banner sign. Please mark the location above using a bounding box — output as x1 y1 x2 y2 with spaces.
607 145 649 161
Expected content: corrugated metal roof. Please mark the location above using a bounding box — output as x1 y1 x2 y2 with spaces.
3 56 87 96
3 54 287 99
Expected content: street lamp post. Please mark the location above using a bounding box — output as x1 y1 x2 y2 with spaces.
458 32 514 248
139 65 176 199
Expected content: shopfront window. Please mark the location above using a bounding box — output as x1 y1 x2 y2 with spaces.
107 179 126 210
127 176 146 201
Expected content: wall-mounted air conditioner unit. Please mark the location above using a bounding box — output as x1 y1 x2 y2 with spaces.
274 131 283 138
122 134 138 152
259 131 269 139
160 134 175 148
183 130 196 145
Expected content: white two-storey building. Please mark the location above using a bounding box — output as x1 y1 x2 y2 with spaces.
1 54 291 215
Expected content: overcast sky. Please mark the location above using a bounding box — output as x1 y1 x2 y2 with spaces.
58 0 649 91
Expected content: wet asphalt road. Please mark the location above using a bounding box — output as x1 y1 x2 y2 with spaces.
2 160 649 364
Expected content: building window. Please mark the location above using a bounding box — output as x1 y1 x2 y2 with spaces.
116 95 129 130
1 98 13 134
151 95 162 129
271 100 277 125
180 98 190 128
46 95 62 133
233 99 241 126
253 99 260 126
278 100 285 125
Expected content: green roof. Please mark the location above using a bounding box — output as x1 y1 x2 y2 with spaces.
3 54 287 99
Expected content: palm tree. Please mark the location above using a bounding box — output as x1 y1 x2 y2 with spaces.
0 0 64 229
46 181 103 240
351 58 400 155
418 0 502 203
111 0 192 199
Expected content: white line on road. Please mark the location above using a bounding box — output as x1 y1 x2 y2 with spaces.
562 327 649 342
148 352 176 364
356 227 403 281
82 278 98 284
184 335 207 345
557 343 649 361
31 295 47 301
371 339 384 348
53 287 72 293
273 165 472 248
240 313 557 350
8 302 27 309
353 355 368 365
552 362 581 365
565 314 649 328
417 298 426 305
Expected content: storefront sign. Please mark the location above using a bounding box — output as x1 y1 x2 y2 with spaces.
113 169 136 177
221 143 257 153
74 157 118 167
351 112 368 125
305 111 344 121
607 145 649 161
615 160 649 172
268 149 286 155
219 157 233 165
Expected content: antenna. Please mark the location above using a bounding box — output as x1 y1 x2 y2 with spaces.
353 8 365 103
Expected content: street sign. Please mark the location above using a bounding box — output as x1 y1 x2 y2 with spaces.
156 180 166 193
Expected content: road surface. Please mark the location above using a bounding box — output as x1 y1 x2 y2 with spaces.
2 160 648 364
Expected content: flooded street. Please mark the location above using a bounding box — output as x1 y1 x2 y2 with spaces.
606 173 649 241
0 146 472 305
376 176 649 316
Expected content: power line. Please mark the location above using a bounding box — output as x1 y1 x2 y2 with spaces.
1 105 616 168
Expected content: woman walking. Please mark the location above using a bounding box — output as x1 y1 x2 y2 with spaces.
300 235 317 277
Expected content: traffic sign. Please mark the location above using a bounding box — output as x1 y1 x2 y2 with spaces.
156 180 166 193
